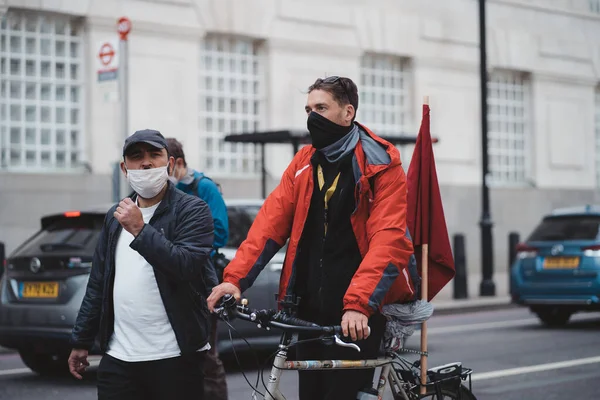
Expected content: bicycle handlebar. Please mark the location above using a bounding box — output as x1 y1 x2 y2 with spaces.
215 294 342 334
215 294 366 351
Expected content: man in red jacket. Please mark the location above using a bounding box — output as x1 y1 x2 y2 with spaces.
208 76 415 399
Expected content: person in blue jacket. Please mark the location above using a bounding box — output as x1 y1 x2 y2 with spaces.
166 137 229 400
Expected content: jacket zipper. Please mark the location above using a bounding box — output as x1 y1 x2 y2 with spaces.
318 207 327 311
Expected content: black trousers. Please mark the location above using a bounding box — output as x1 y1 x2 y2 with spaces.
296 313 386 400
203 315 228 400
97 352 206 400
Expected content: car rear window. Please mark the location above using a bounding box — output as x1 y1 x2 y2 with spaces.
11 214 105 257
527 215 600 241
227 205 260 248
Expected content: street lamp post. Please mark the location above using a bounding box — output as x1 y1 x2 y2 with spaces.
478 0 496 296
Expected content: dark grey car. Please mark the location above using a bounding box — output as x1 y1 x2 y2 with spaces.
0 207 106 375
0 199 282 375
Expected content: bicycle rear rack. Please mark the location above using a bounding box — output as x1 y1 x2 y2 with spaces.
394 360 473 398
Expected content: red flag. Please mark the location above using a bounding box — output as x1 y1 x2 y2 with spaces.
406 104 455 301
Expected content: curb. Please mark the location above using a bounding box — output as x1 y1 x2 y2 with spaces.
431 296 517 316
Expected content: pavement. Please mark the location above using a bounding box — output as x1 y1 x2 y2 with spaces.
432 270 513 315
0 271 513 354
3 307 600 400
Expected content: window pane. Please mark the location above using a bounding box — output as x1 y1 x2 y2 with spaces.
41 38 51 55
10 59 21 76
70 42 78 58
69 22 78 36
26 38 36 54
10 36 21 52
55 19 66 35
25 106 36 122
70 64 78 80
55 41 66 57
70 131 78 148
41 107 51 122
10 128 21 144
25 16 37 32
10 150 21 165
41 151 51 165
56 85 66 101
40 17 52 33
25 128 36 145
41 129 51 145
56 63 65 78
41 61 51 77
56 130 66 146
10 81 21 99
10 105 21 121
70 109 78 124
70 87 79 103
26 60 35 77
41 84 51 100
56 151 66 166
56 108 66 123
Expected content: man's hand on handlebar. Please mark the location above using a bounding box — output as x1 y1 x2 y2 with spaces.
341 310 370 341
207 282 241 312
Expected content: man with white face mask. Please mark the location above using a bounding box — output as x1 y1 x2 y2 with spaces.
68 129 215 400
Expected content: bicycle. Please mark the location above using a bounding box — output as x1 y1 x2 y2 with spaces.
215 294 476 400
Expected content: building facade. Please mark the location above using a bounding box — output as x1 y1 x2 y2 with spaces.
1 0 600 288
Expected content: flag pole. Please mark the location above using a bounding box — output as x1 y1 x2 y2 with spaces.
420 95 430 395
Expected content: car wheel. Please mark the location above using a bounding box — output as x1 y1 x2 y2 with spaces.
18 350 69 376
534 307 572 327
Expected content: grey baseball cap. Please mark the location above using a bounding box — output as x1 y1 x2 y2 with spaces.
122 129 168 156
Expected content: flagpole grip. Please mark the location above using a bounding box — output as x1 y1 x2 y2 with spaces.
423 95 429 105
420 243 429 394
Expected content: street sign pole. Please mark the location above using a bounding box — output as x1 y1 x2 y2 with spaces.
117 17 132 199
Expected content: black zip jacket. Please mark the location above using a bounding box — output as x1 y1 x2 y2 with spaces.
70 181 214 355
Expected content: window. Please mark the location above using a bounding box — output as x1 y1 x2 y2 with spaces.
487 70 530 185
359 54 413 169
226 204 260 248
590 0 600 13
528 215 600 242
11 213 104 258
199 36 264 176
596 86 600 187
0 11 84 171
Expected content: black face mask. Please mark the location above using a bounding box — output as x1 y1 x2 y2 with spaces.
307 111 353 150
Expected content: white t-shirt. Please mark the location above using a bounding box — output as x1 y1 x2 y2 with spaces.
107 200 209 362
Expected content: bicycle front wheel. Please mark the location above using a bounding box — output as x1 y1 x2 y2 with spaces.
414 384 477 400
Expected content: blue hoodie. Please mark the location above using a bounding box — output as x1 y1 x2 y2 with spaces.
177 170 229 250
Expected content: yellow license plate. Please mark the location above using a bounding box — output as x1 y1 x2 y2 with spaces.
20 282 59 299
543 256 579 269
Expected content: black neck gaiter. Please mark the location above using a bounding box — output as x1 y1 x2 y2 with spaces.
307 111 353 150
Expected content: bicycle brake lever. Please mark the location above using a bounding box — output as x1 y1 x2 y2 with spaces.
334 335 361 352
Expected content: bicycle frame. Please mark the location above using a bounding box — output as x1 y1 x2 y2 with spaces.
261 334 411 400
216 296 472 400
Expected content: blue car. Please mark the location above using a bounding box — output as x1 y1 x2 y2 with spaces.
511 205 600 326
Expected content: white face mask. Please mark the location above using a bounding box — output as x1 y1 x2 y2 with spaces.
126 165 169 199
168 166 179 185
